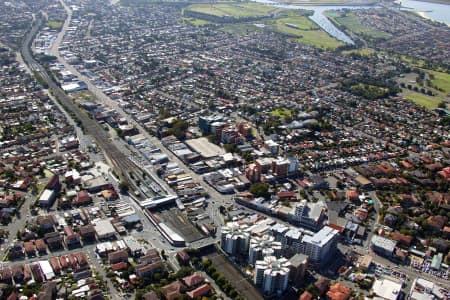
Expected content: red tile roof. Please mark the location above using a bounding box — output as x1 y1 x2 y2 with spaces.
299 291 313 300
326 283 351 300
182 272 205 288
186 284 211 299
111 262 128 271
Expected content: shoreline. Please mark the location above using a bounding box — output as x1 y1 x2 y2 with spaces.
411 0 450 4
414 10 450 25
276 1 378 5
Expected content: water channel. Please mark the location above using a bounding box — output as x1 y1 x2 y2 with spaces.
253 0 450 44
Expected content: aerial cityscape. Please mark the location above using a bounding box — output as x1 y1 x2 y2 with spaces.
0 0 449 299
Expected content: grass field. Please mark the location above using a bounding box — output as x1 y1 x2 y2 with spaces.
180 17 212 26
270 108 293 120
270 16 343 49
403 92 443 109
185 5 341 49
295 30 343 49
278 0 378 4
341 48 376 56
72 90 95 102
185 3 276 18
47 20 63 29
222 23 266 34
329 14 391 40
44 169 54 178
425 70 450 93
274 16 319 30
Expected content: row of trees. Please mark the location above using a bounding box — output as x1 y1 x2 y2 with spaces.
340 76 401 100
198 259 244 300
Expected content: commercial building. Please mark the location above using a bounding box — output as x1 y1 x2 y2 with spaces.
370 235 397 258
270 223 310 256
357 255 373 272
271 157 290 177
300 226 339 266
372 277 402 300
431 253 443 270
185 137 225 158
61 81 87 93
38 189 57 207
137 195 178 209
93 219 117 240
248 235 282 265
292 199 325 231
123 236 144 257
198 115 223 134
409 278 446 300
288 253 309 287
254 256 291 296
220 222 250 256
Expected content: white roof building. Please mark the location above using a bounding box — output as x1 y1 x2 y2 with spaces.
372 277 402 300
38 260 55 280
301 226 339 264
248 235 282 265
221 222 250 256
93 219 116 239
254 256 291 295
409 278 446 300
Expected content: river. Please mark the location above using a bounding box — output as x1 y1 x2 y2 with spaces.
253 0 450 44
397 0 450 25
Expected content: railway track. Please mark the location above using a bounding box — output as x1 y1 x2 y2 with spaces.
21 15 138 182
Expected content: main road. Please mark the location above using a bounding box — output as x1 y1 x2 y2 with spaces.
21 14 139 184
50 0 233 231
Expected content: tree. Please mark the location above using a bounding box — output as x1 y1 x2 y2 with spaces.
175 267 193 279
167 119 189 140
249 183 270 199
152 272 161 282
119 180 129 193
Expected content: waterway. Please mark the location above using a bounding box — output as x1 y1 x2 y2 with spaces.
253 0 450 44
254 0 378 44
397 0 450 25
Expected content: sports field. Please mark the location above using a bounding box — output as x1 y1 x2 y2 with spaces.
403 92 443 109
328 13 391 40
425 70 450 93
185 3 276 18
270 16 343 49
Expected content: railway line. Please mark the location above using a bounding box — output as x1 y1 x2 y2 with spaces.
21 14 138 182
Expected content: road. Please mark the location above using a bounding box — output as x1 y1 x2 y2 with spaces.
22 13 142 186
364 191 382 248
19 14 152 299
339 243 449 290
0 194 33 259
50 1 233 231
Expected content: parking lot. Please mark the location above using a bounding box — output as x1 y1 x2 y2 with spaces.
410 258 449 281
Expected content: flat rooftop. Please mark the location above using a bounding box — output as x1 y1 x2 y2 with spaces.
186 137 225 158
302 226 338 247
372 277 402 300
